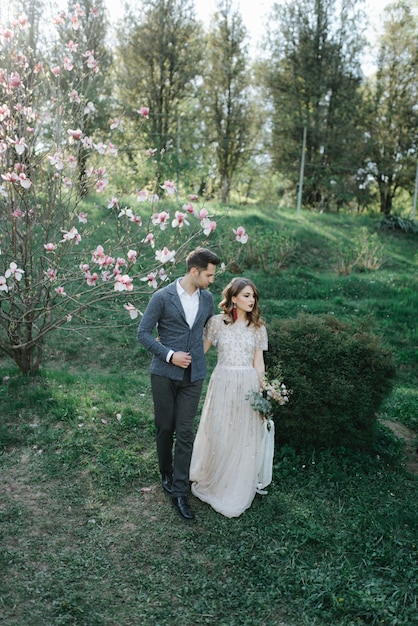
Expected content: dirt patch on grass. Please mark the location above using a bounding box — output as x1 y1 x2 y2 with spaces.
383 419 418 474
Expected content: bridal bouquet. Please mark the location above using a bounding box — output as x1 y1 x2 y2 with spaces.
247 371 291 429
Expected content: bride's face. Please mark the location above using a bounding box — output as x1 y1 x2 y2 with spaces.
232 286 255 314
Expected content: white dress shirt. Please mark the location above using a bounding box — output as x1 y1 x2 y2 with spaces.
166 278 200 362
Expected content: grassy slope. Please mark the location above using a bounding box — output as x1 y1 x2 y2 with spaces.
1 207 417 626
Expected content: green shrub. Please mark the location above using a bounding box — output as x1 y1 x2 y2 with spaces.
378 214 418 233
266 313 396 450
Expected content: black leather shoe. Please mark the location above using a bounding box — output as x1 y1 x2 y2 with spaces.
161 474 173 494
171 496 195 521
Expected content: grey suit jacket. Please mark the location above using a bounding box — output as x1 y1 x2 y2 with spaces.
137 280 214 382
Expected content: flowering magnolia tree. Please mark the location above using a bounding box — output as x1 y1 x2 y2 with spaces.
0 5 248 374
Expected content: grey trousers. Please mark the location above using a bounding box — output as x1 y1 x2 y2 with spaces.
151 369 203 497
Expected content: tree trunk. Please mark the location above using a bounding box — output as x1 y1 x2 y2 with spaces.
379 185 393 215
221 174 230 203
13 343 43 375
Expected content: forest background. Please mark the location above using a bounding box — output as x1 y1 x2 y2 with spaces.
1 0 416 213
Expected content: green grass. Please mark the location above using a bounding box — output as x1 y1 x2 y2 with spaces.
1 206 417 625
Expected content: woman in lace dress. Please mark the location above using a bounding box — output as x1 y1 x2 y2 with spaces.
190 277 273 518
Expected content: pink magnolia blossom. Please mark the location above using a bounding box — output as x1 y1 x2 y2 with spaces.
81 136 93 149
199 208 208 219
102 255 115 268
5 262 24 281
78 212 87 223
74 3 85 17
69 89 81 103
101 271 112 282
12 208 25 218
84 101 95 115
114 274 133 292
189 194 199 201
92 245 105 263
8 72 21 88
127 250 137 263
115 257 127 268
141 271 158 289
86 271 98 286
124 302 141 320
96 178 108 192
110 117 123 130
80 263 90 273
136 189 149 202
183 203 197 216
151 211 170 230
0 104 10 120
2 28 14 40
158 268 169 282
63 57 73 71
161 180 176 196
201 218 217 236
46 268 57 281
137 106 149 118
172 211 189 228
141 233 155 248
55 286 66 296
106 142 118 156
145 148 157 157
7 136 27 155
44 243 57 252
53 14 66 25
51 66 61 76
94 141 106 154
67 128 82 142
67 40 79 51
48 153 64 170
18 14 29 27
118 207 133 219
61 226 81 243
18 173 31 189
107 197 119 209
67 155 77 168
0 276 9 292
2 172 19 183
155 247 176 264
129 213 142 226
233 226 249 244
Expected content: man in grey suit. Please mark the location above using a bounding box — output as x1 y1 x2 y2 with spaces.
137 247 220 520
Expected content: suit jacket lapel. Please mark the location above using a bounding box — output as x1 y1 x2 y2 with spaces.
167 281 187 324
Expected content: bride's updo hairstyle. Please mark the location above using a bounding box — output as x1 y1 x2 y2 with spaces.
219 277 264 328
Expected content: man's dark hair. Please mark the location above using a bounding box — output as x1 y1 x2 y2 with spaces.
186 247 220 271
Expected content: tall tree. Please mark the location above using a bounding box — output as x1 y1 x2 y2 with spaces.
362 1 418 215
260 0 366 210
203 0 254 203
115 0 203 189
53 0 113 195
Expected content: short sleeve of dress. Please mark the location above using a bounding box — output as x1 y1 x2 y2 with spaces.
203 314 220 346
255 324 268 351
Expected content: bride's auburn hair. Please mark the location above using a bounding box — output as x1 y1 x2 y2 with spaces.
219 277 264 328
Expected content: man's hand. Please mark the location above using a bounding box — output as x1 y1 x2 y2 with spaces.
171 351 192 368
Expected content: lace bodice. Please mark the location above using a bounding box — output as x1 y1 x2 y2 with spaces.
204 314 268 367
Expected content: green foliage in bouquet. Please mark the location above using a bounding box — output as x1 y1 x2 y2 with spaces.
265 313 396 450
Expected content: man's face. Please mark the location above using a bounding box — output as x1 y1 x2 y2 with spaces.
193 263 217 289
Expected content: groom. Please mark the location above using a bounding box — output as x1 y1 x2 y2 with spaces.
137 247 220 520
